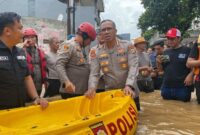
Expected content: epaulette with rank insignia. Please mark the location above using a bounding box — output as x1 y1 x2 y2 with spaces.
89 49 96 59
63 44 69 51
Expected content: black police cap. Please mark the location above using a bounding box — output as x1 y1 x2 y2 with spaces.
151 38 167 47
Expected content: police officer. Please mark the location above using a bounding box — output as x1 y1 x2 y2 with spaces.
91 28 105 93
0 12 48 110
134 37 154 93
56 22 96 99
85 19 140 110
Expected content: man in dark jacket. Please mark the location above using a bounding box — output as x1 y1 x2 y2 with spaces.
0 12 48 109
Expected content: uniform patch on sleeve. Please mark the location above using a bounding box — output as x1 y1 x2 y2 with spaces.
128 45 136 54
79 58 85 63
63 44 69 51
90 49 96 59
76 45 81 51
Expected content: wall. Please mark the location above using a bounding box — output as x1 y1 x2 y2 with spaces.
0 0 100 33
75 6 96 28
0 0 67 21
118 33 131 41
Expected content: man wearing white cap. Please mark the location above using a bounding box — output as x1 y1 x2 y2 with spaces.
157 28 193 102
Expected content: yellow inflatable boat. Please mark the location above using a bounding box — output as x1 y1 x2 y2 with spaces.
0 90 138 135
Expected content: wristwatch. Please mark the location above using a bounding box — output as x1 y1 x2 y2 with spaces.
126 85 135 91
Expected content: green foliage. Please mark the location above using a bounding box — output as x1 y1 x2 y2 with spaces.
138 0 200 38
142 29 156 41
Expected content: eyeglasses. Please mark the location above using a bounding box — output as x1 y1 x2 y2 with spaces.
54 41 60 44
100 27 114 33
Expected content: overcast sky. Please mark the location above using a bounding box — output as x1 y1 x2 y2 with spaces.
101 0 144 39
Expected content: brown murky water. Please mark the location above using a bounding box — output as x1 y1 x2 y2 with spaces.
137 91 200 135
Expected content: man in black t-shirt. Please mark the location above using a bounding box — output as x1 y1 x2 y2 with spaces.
157 28 193 102
187 35 200 104
0 12 48 109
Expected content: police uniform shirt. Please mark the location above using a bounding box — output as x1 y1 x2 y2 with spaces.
88 39 140 97
137 51 152 80
56 38 90 94
0 40 30 109
90 44 105 90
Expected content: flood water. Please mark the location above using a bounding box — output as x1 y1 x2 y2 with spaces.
137 91 200 135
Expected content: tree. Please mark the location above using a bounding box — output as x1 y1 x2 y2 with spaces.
142 29 156 41
138 0 200 40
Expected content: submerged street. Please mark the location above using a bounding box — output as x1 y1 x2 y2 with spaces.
137 91 200 135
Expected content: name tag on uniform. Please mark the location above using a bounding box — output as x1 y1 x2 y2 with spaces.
0 56 9 61
17 56 26 60
178 54 186 59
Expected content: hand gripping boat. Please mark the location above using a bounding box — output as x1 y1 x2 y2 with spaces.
0 90 138 135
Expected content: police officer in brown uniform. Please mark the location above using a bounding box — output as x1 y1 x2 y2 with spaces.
134 37 154 93
56 22 96 99
85 20 140 110
90 28 105 93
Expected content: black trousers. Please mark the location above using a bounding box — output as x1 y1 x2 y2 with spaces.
44 79 60 97
195 81 200 104
152 75 163 90
134 96 140 111
96 89 105 93
137 79 154 93
61 93 82 99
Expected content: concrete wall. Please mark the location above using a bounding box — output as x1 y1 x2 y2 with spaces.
0 0 67 21
181 30 200 46
0 0 101 32
118 33 131 41
1 0 103 48
75 6 96 28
